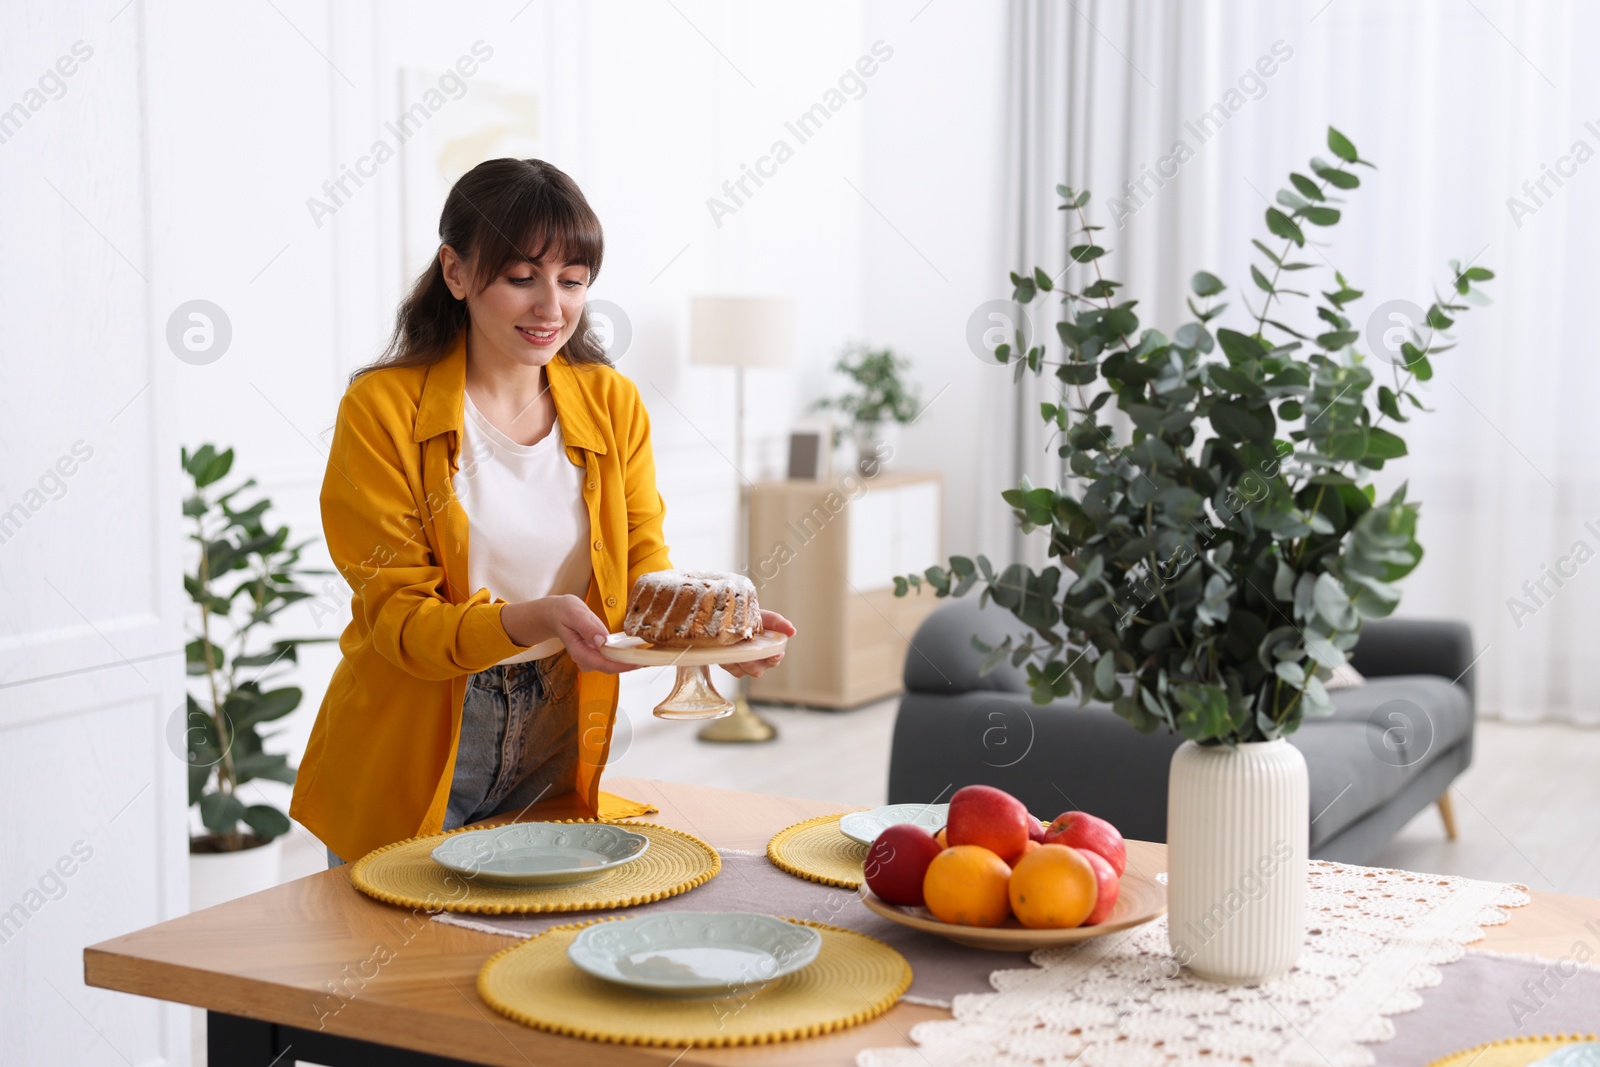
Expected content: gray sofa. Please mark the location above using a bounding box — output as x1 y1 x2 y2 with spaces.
886 597 1476 864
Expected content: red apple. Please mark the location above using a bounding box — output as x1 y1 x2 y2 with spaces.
1028 817 1049 844
863 824 944 907
947 785 1032 863
1044 811 1127 877
1079 847 1120 924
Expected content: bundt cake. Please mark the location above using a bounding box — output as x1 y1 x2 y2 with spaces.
622 569 763 648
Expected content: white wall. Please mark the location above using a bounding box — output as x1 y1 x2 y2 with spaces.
143 0 1013 814
0 3 190 1064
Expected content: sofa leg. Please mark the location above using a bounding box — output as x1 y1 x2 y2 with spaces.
1436 791 1458 841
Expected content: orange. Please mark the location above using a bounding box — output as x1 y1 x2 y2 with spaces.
934 827 948 848
1009 839 1042 868
1008 844 1098 929
922 845 1011 927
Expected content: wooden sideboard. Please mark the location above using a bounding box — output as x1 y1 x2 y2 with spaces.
747 469 943 708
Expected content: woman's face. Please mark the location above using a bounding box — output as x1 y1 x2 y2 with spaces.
441 243 590 370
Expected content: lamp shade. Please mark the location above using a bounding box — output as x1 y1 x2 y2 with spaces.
689 295 795 368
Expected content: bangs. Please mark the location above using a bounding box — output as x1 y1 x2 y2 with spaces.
469 180 604 290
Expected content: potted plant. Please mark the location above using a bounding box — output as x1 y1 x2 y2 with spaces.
812 343 922 473
183 444 329 911
895 128 1491 982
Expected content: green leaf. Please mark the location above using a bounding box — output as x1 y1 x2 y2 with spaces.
1311 160 1360 189
1327 127 1358 163
1070 244 1107 263
242 803 291 839
1313 572 1354 627
1217 328 1267 366
1365 427 1408 460
1301 206 1340 227
232 686 302 730
232 752 296 785
199 791 246 836
197 447 235 488
188 763 210 807
1377 386 1404 422
1289 173 1324 201
1265 208 1305 246
1250 264 1276 293
1191 271 1226 297
1274 660 1306 688
1210 401 1269 443
1093 652 1117 700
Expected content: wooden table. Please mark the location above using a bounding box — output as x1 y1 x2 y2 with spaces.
84 778 1600 1066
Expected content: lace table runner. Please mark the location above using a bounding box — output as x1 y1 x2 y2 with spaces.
858 860 1530 1067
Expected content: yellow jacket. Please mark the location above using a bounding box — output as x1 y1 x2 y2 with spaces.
289 328 671 861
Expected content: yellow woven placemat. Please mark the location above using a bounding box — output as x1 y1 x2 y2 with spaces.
349 821 720 914
477 917 911 1047
1426 1033 1600 1067
767 813 868 889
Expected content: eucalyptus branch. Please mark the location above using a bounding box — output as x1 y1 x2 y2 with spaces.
897 127 1491 745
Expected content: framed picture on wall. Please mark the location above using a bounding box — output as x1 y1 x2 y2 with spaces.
787 430 825 481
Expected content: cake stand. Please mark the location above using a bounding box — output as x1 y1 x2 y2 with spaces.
599 632 788 720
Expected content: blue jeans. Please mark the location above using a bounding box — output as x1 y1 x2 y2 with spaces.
325 652 580 869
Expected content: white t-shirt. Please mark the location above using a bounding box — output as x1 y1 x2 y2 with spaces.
452 391 592 663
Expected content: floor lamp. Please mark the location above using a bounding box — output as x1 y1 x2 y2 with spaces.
689 295 795 743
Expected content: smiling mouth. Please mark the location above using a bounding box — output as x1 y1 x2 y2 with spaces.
517 325 560 346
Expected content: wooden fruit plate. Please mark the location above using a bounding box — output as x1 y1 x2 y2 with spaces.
860 866 1167 951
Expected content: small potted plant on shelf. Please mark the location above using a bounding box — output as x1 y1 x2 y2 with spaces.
895 128 1491 982
183 444 330 911
812 343 922 474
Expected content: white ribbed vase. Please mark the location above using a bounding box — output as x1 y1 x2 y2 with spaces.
1166 738 1308 984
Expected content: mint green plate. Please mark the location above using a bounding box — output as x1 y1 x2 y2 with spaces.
430 823 648 888
567 912 822 995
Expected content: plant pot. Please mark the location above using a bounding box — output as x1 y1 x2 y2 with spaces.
852 422 898 475
1166 738 1308 984
189 833 283 913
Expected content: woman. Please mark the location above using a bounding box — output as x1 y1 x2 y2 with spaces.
290 158 793 866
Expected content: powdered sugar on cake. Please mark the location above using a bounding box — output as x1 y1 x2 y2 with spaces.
622 570 763 648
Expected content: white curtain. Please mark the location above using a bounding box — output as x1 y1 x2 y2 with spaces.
1000 0 1600 725
998 0 1218 569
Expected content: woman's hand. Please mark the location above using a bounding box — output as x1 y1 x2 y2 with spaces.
501 595 640 674
724 610 796 679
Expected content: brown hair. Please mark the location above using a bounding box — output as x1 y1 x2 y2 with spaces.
352 157 607 382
